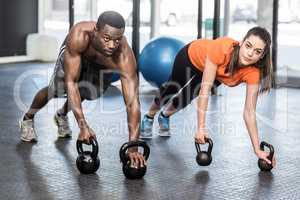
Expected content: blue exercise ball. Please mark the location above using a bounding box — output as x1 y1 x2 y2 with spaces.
111 73 120 82
139 37 185 87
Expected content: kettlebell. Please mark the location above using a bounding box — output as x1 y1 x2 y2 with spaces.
76 138 100 174
119 140 150 179
195 138 213 166
258 141 274 171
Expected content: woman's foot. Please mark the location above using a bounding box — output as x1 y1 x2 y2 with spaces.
140 115 154 138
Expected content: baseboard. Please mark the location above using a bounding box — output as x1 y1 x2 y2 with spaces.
0 55 35 64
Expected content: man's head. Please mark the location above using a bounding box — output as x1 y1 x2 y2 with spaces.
96 11 125 30
92 11 126 56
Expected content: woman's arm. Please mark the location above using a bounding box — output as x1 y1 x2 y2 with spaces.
195 57 217 144
244 84 275 165
243 84 260 152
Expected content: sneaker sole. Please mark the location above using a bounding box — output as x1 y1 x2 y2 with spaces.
20 136 37 143
57 133 72 138
158 130 171 137
53 116 72 138
140 131 153 139
140 135 153 139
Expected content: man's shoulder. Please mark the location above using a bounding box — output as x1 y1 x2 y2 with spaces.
67 23 94 53
120 36 130 49
72 21 96 30
69 22 95 40
116 37 132 57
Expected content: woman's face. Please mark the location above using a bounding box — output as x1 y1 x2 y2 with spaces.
238 35 266 66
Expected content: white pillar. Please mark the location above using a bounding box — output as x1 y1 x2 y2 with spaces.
150 0 161 38
38 0 45 33
223 0 230 36
91 0 98 20
257 0 273 35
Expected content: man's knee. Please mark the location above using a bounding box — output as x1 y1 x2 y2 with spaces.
42 86 57 100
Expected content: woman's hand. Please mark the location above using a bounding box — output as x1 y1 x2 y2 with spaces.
194 128 209 144
255 149 276 167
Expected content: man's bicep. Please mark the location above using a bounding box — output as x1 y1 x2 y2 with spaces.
119 49 139 90
64 49 81 82
120 70 139 106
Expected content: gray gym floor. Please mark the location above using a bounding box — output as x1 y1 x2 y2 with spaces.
0 62 300 200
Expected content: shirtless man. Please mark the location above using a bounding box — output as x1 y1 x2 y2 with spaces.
19 11 145 165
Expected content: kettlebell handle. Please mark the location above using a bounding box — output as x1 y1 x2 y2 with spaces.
195 138 213 155
260 141 274 160
119 140 150 164
76 138 99 158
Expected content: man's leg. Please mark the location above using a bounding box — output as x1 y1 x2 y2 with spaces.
20 86 54 142
20 38 68 142
57 99 71 116
54 98 86 138
23 86 54 120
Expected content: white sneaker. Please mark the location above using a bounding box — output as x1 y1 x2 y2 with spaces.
19 119 37 142
54 112 72 138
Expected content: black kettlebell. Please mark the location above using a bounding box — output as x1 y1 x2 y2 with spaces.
76 138 100 174
195 138 213 166
258 141 274 171
119 140 150 179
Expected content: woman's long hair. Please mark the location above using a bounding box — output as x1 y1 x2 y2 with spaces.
227 26 274 93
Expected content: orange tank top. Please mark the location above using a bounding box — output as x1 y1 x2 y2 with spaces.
188 37 260 86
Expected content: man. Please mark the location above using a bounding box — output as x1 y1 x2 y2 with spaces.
19 11 145 166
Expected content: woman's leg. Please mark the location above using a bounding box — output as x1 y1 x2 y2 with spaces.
145 81 180 118
146 44 195 117
162 72 201 117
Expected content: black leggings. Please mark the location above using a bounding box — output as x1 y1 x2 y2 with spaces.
154 44 221 110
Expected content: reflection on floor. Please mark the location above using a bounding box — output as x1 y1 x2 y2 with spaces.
0 62 300 200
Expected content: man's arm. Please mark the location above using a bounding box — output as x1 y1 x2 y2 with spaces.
118 41 146 168
119 43 140 141
64 27 90 135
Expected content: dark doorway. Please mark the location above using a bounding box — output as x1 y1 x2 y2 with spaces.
0 0 38 57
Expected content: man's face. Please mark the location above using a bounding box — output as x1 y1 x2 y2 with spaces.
93 24 124 56
238 35 266 66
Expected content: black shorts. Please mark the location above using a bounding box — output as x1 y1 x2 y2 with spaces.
48 42 114 100
155 44 221 110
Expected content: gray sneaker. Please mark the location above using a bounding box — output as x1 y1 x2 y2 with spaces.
54 112 72 138
19 119 37 142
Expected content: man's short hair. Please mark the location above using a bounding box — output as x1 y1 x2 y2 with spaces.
96 11 125 30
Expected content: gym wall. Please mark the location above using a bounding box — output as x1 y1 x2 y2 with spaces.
0 0 38 57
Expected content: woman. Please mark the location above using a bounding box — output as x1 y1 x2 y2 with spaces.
141 26 276 166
